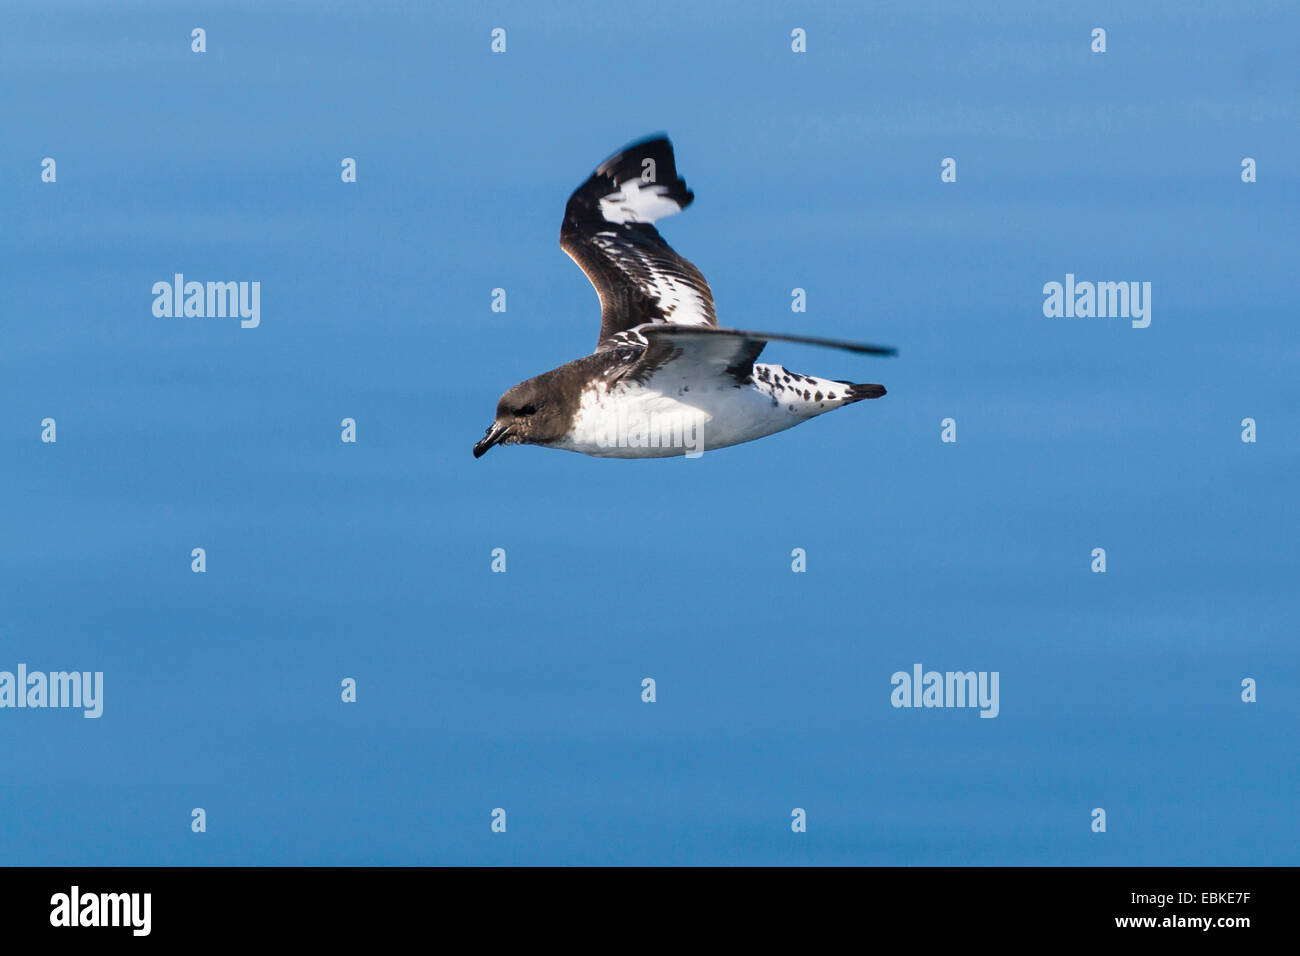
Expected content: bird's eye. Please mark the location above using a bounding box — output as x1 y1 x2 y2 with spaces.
519 404 537 416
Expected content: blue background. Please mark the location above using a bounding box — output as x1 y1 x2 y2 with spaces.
2 0 1296 865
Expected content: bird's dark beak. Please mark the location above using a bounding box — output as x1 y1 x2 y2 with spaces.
473 421 512 458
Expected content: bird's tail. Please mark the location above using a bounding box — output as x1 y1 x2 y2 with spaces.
840 382 887 402
752 364 887 413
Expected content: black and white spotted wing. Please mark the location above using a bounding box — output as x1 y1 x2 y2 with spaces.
560 136 717 351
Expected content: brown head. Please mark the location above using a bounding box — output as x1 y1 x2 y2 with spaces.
473 372 578 458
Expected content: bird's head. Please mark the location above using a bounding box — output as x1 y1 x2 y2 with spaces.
473 375 570 458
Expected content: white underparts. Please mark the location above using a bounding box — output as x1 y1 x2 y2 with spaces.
556 363 867 459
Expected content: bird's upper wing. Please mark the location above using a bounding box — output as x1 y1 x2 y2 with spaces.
560 136 717 351
609 324 898 389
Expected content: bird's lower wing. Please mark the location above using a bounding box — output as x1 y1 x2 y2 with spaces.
612 324 896 389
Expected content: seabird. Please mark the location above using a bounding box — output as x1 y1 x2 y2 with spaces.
474 135 896 459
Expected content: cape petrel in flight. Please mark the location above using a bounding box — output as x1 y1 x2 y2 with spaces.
473 135 896 459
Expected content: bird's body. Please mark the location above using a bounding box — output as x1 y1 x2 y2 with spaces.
554 355 883 458
474 136 895 460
